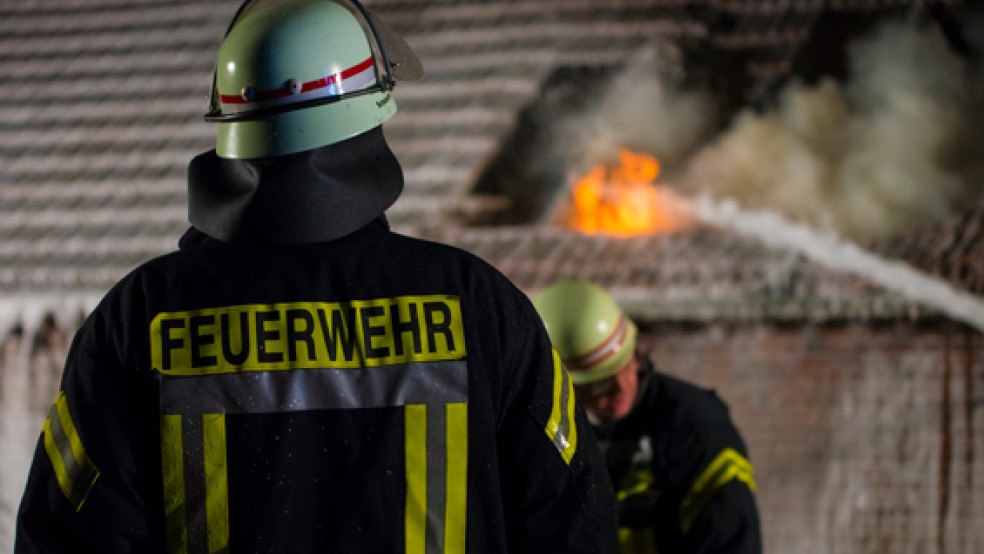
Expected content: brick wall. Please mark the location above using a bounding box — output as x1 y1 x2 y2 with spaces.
638 321 984 554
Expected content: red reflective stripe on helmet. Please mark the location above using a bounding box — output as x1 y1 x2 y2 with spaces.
339 57 375 80
220 56 375 105
300 77 329 93
563 314 629 372
221 87 290 105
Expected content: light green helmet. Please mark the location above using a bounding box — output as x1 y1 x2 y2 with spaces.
205 0 423 159
531 280 638 385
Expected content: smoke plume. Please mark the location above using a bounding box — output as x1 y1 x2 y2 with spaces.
555 43 718 178
573 19 984 242
692 21 984 241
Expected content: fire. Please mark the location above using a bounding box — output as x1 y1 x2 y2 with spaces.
567 149 688 236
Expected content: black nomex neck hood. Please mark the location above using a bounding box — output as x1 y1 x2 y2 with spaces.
187 126 403 244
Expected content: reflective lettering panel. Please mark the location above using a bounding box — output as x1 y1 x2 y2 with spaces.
150 296 466 375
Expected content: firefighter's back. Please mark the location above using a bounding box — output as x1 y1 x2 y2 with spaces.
145 223 521 551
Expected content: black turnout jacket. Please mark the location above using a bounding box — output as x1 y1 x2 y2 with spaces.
593 365 761 554
16 135 617 553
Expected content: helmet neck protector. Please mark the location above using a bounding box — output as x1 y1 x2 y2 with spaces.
187 126 402 244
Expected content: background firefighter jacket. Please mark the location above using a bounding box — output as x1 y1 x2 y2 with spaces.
592 365 761 554
15 218 618 553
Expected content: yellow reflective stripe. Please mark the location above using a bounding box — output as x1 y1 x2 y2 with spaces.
405 404 427 554
53 393 91 487
680 448 756 533
203 414 230 554
544 348 577 464
161 415 189 554
445 403 468 554
562 361 578 464
616 471 654 502
41 418 75 506
42 392 100 511
546 349 563 437
618 526 657 554
691 448 754 496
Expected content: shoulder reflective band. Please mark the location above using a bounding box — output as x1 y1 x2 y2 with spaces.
544 348 578 464
42 391 100 512
160 361 468 554
679 448 756 533
150 295 466 375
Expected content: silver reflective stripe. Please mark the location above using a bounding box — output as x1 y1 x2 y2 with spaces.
181 416 209 554
426 405 447 554
160 361 468 415
43 393 100 511
544 348 578 464
46 405 81 489
551 364 572 454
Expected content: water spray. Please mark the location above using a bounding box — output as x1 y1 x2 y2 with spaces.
676 192 984 332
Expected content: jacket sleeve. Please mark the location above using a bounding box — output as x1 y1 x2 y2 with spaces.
15 293 163 553
677 410 762 554
493 290 618 554
682 476 762 554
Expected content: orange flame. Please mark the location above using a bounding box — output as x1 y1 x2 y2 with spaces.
567 149 688 236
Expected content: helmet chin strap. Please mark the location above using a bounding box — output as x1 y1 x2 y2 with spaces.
187 126 403 244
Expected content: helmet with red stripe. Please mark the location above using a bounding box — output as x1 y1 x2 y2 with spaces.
531 280 639 385
205 0 422 159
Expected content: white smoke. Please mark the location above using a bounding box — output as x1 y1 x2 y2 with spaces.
565 19 984 243
686 20 984 242
555 43 718 177
685 193 984 333
546 17 984 329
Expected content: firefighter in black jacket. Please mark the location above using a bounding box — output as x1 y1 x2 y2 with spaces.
533 280 761 554
15 2 618 552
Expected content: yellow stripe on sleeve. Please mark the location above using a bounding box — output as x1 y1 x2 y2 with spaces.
41 417 75 506
42 392 100 511
545 348 563 442
561 363 578 464
680 448 756 533
544 348 577 464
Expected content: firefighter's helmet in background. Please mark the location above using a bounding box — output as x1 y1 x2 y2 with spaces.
205 0 423 159
532 280 638 385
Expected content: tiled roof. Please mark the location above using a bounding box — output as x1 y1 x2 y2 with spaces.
419 224 927 323
875 196 984 295
1 0 981 329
